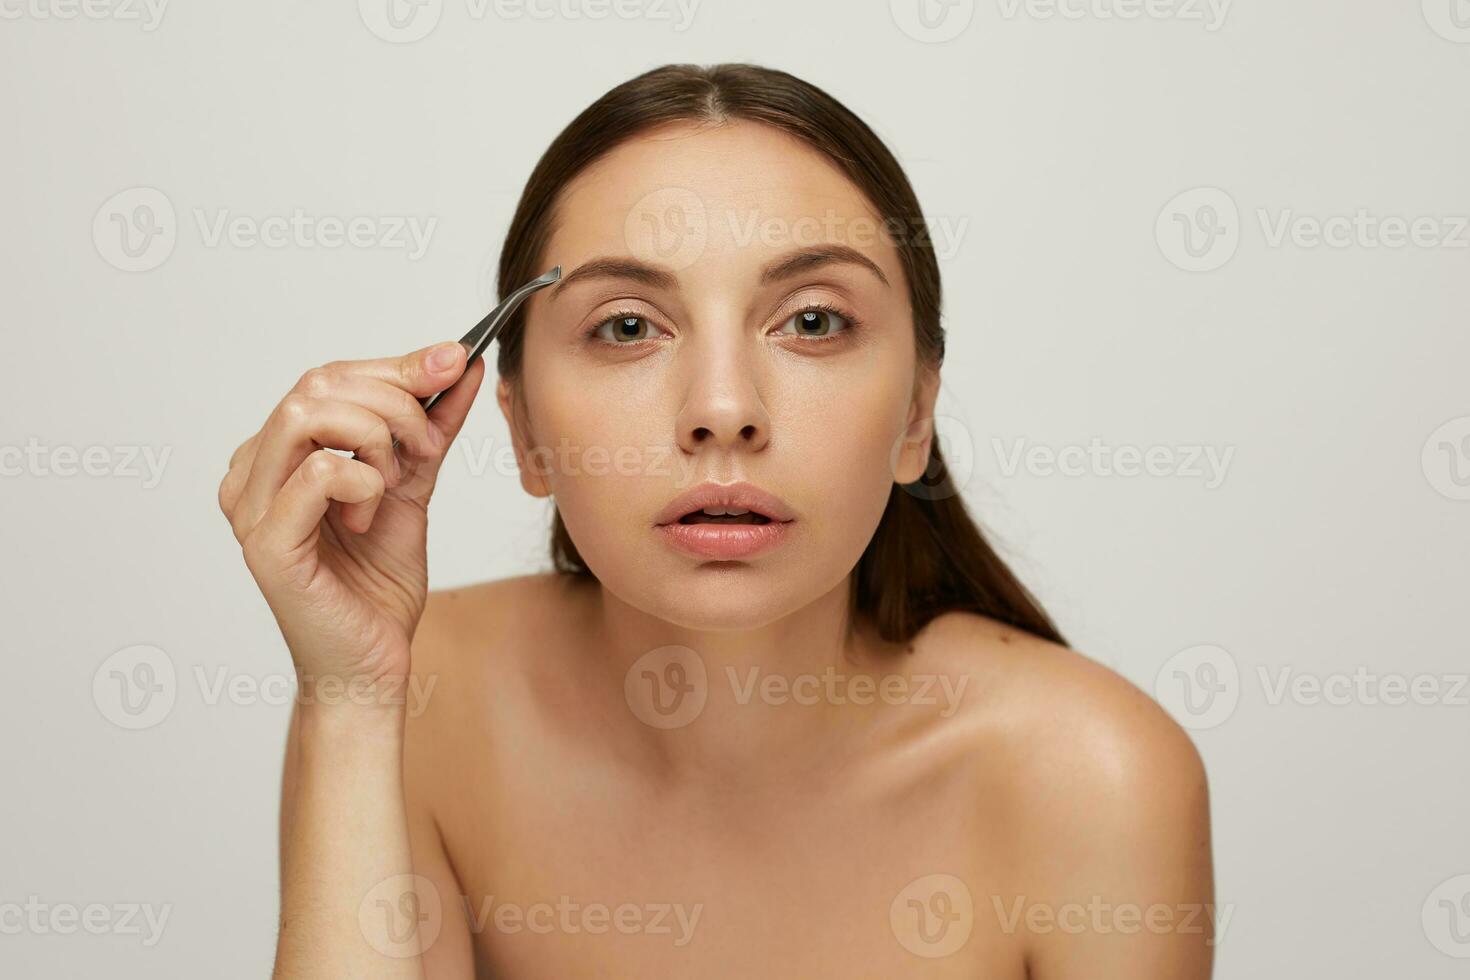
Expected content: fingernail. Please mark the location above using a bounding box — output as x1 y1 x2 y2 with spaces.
427 342 461 372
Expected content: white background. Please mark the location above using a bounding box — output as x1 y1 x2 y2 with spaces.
2 0 1468 975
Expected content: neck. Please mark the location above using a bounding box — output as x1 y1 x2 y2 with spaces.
588 572 894 782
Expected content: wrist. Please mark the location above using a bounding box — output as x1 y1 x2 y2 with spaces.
297 690 406 745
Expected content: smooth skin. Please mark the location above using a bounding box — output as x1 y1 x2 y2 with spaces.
220 120 1214 979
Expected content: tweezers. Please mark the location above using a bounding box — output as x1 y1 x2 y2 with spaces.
390 264 561 450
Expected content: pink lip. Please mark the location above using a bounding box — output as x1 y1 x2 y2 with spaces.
657 520 794 560
652 480 797 527
653 480 797 560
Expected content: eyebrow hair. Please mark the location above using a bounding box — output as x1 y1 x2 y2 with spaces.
551 244 890 299
759 244 890 288
552 257 678 297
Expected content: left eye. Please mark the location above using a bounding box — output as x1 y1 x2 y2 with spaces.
778 308 850 338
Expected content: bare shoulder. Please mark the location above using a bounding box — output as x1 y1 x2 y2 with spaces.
407 571 589 728
416 571 582 660
907 611 1210 859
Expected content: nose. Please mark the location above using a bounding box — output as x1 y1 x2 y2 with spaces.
674 341 771 456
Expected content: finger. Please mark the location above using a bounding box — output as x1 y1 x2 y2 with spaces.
426 356 485 450
245 450 385 562
320 341 468 400
293 369 439 459
231 396 399 540
219 433 263 518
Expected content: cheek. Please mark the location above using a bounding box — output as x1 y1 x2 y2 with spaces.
520 357 676 569
776 365 911 545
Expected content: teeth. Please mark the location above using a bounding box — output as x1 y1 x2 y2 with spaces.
701 506 750 516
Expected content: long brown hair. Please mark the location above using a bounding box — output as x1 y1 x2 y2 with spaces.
493 63 1064 647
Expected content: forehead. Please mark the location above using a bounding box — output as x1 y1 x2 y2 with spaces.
545 120 901 281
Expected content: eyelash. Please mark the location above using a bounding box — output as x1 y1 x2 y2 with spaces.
583 300 862 347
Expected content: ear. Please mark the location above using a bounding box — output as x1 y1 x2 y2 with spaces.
496 376 553 499
892 366 941 485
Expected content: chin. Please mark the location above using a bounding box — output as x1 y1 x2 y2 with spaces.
631 572 808 632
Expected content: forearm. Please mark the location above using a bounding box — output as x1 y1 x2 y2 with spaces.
275 703 425 980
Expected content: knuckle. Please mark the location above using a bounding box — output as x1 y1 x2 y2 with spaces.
217 472 234 515
228 434 256 469
298 366 335 399
277 393 314 429
303 448 339 484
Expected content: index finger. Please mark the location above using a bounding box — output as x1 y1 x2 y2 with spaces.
323 341 467 400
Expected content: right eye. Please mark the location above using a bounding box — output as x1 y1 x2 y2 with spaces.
588 312 659 345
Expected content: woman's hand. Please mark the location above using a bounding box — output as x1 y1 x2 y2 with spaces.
218 341 483 701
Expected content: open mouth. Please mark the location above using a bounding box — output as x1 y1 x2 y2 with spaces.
678 508 774 526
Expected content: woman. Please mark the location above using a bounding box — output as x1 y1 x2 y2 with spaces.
219 63 1214 979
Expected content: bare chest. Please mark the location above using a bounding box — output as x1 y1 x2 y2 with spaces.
428 732 1026 979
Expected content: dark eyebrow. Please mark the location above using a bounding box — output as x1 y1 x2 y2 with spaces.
551 257 678 298
550 243 890 300
759 244 890 288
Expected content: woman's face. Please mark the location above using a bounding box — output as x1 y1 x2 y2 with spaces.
499 120 937 631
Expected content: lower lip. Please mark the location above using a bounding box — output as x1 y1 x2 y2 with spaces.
656 519 794 560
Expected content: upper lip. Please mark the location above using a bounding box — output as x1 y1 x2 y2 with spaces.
654 480 797 526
